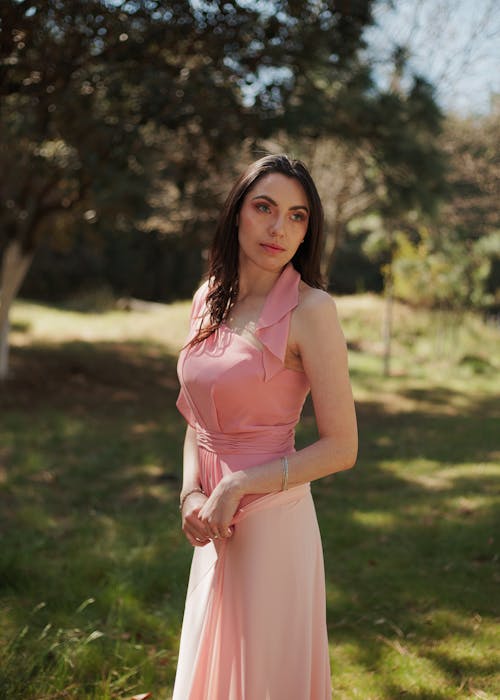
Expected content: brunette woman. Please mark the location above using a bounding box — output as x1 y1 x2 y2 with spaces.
173 154 357 699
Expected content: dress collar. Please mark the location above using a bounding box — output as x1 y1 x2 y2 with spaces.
255 263 301 381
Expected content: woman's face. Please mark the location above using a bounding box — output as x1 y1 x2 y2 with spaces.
237 173 310 273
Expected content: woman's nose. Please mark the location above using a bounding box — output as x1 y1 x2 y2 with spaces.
270 213 285 235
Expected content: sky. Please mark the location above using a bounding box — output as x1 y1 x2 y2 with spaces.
365 0 500 116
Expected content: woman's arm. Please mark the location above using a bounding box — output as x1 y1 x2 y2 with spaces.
198 291 357 532
180 426 214 546
181 425 203 494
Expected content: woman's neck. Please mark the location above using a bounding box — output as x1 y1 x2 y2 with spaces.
237 261 285 302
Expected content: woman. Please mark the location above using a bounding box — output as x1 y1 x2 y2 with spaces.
173 154 357 699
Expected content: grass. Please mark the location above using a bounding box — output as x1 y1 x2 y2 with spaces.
1 294 499 699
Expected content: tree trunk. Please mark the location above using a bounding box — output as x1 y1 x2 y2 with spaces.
0 240 34 380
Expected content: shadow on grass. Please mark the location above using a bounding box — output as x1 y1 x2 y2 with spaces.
0 341 499 698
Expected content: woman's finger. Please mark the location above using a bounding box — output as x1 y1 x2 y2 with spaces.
184 512 212 540
184 529 210 547
183 520 210 545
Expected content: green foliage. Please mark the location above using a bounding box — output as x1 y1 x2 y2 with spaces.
358 105 500 313
2 0 451 306
5 2 497 317
441 115 500 241
368 76 446 218
392 227 500 310
0 0 377 252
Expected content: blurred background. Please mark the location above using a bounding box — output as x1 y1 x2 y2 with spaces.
1 2 499 699
2 0 499 318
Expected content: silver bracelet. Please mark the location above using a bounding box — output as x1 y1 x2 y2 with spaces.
179 486 205 511
281 456 289 491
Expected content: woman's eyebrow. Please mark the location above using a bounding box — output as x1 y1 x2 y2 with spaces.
251 194 309 213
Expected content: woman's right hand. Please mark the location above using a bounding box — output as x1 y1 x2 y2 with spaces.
181 492 212 547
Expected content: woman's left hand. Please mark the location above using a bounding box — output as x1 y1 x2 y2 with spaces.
198 475 243 540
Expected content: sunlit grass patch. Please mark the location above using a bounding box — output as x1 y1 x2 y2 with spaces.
351 510 398 528
10 299 192 353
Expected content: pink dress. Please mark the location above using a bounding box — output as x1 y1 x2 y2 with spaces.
173 263 332 700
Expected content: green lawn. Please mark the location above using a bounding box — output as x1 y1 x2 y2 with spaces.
1 295 499 699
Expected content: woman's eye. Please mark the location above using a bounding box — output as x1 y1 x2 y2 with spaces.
256 203 271 213
291 212 306 222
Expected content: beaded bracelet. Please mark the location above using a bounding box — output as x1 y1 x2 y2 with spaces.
179 487 205 511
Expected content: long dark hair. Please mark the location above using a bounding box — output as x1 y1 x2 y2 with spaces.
191 154 325 346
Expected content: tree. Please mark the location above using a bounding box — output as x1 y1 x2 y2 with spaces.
0 0 379 379
440 114 500 244
391 112 500 312
267 46 446 285
392 226 500 311
360 109 500 376
2 0 449 380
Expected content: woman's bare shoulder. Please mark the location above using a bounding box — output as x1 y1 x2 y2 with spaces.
296 282 338 319
287 283 341 357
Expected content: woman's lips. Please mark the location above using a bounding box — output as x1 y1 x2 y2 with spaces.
260 243 285 254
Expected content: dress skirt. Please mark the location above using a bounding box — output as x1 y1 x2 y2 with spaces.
172 482 332 700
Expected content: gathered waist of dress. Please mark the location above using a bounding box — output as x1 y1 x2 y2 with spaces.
195 424 295 455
